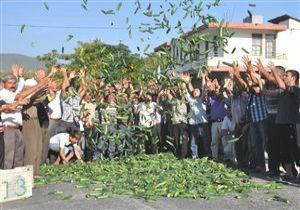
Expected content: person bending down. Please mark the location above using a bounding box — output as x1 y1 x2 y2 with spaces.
49 128 83 165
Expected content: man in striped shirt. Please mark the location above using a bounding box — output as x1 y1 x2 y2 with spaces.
232 57 268 173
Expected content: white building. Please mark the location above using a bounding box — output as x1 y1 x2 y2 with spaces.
154 14 300 74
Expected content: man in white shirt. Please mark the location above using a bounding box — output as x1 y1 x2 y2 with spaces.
0 74 48 169
220 107 236 163
49 129 82 164
135 93 159 154
181 73 210 158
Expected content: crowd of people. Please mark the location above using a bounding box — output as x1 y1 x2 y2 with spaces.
0 56 299 182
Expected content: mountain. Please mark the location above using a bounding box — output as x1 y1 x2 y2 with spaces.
0 53 45 72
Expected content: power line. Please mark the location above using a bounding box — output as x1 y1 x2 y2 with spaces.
1 23 192 30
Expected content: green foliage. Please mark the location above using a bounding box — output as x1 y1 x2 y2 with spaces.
35 153 282 200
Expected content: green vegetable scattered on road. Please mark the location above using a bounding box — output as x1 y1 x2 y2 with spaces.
35 153 282 200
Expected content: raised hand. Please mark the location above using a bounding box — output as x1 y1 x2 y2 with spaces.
18 66 24 77
79 68 86 78
232 61 241 78
69 71 76 80
180 72 190 83
254 58 264 72
242 55 254 72
60 66 67 73
18 97 30 105
268 61 276 72
11 64 19 77
50 65 59 74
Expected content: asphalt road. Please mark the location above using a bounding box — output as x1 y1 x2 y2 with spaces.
1 177 300 210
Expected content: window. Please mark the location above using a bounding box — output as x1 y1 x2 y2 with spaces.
265 34 276 58
252 34 262 56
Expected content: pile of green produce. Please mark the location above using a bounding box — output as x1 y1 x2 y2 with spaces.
35 153 281 200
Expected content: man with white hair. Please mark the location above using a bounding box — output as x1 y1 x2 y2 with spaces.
0 74 48 169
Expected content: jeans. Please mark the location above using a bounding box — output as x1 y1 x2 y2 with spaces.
249 120 267 168
189 123 211 158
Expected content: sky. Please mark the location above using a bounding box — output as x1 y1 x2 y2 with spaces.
1 0 300 58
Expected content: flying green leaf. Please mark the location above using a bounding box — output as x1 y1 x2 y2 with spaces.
66 35 74 42
227 135 242 144
247 10 253 18
222 61 233 67
144 44 150 52
81 4 87 11
20 24 26 33
231 47 236 54
61 46 64 54
101 10 115 15
147 3 152 10
43 2 49 11
116 2 122 11
248 4 256 7
241 47 250 54
143 10 153 17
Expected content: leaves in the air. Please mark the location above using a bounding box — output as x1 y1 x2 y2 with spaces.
144 44 150 53
20 24 26 33
101 10 115 15
61 46 65 54
147 3 152 11
116 2 122 11
66 35 74 42
213 0 221 7
247 10 253 18
248 3 256 7
241 47 250 54
231 47 236 54
143 10 153 17
222 61 233 67
43 2 49 11
81 4 87 11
